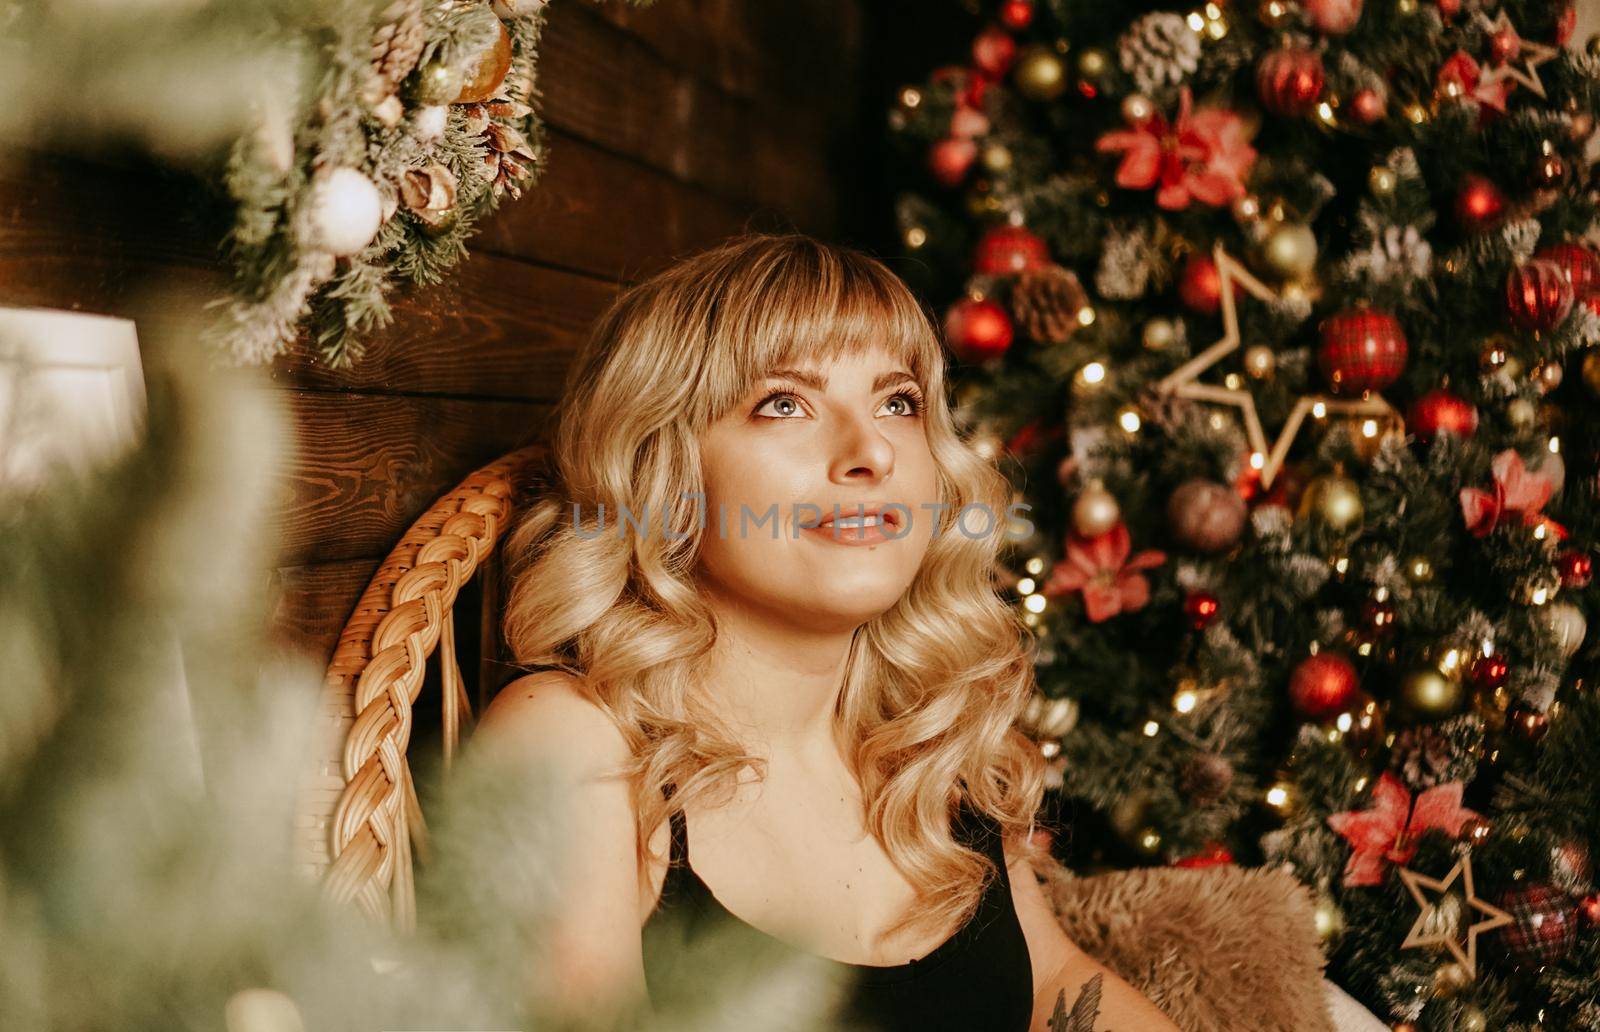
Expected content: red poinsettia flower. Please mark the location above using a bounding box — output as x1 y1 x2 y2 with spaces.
1093 86 1256 210
1459 448 1567 540
1041 521 1167 623
1326 772 1480 888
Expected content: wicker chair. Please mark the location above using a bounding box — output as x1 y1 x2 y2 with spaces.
292 446 1381 1032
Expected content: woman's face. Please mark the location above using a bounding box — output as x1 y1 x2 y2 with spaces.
694 346 941 633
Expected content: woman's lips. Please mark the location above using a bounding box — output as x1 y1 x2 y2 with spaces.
802 507 901 546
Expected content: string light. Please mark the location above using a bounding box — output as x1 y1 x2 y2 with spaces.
1142 720 1160 737
1023 593 1047 613
1118 408 1142 433
1025 557 1045 575
1016 577 1036 595
1076 306 1097 326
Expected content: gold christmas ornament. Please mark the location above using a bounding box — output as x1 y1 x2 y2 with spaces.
1432 960 1473 998
454 15 514 103
1072 481 1122 537
980 142 1013 174
1507 397 1538 431
1534 359 1564 393
1540 600 1588 658
1142 317 1177 351
1261 222 1318 279
1243 344 1276 380
1299 473 1364 535
1076 47 1109 79
1153 243 1394 489
1398 854 1513 980
1013 45 1069 101
1398 666 1464 720
409 57 464 105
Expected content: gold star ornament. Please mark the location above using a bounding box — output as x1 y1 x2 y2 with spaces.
1152 242 1393 489
1398 854 1513 979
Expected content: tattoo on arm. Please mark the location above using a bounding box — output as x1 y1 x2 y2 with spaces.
1045 971 1106 1032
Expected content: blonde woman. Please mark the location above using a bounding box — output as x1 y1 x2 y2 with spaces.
473 233 1178 1032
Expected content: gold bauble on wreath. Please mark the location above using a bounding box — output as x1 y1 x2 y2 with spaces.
1013 44 1069 101
455 15 514 103
1072 480 1122 536
1397 666 1465 720
1261 222 1318 279
409 57 465 105
1581 348 1600 397
1299 473 1364 536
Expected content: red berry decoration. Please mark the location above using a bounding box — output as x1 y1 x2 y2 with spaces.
974 224 1050 276
1408 387 1479 442
1469 652 1510 692
1179 251 1227 314
928 137 977 188
1454 173 1506 232
944 296 1013 363
1495 884 1579 968
972 25 1018 79
1318 307 1408 394
1505 258 1575 333
1559 549 1594 589
1289 651 1360 719
1256 47 1324 117
1172 842 1235 868
998 0 1034 31
1533 242 1600 303
1184 590 1222 630
1348 88 1385 124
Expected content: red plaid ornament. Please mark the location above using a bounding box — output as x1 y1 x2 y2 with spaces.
1534 241 1600 301
1495 883 1578 967
1317 307 1408 394
1505 258 1575 332
1256 46 1324 116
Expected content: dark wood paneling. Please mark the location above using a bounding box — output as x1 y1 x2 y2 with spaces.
267 557 383 668
273 389 551 566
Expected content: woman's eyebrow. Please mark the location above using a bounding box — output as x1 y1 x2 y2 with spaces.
760 368 918 392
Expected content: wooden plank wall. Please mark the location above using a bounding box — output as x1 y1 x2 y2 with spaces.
0 0 875 674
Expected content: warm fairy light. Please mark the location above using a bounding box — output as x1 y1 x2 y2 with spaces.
1119 408 1142 433
1534 522 1548 541
1266 784 1290 808
1312 401 1328 418
1040 739 1061 758
1174 689 1198 714
1336 712 1353 733
1142 720 1160 737
1023 593 1047 613
1206 17 1226 38
1139 829 1162 850
1262 0 1287 18
1439 648 1462 675
905 227 927 249
1204 2 1221 16
1025 556 1045 575
1023 611 1039 627
1080 361 1107 384
1481 638 1496 657
1374 586 1389 602
1357 640 1373 657
1077 306 1096 326
1209 413 1226 430
900 87 922 108
1354 775 1368 792
1224 372 1242 389
1317 101 1336 123
1332 555 1350 575
1016 577 1036 595
1404 102 1428 123
1549 436 1561 454
1361 419 1378 438
1187 11 1205 30
1250 451 1266 469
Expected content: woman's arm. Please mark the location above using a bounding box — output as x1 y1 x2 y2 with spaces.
1005 836 1182 1031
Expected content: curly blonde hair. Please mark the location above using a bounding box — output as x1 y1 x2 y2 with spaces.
500 231 1048 949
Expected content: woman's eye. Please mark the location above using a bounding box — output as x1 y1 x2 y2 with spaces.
880 390 923 417
754 392 805 418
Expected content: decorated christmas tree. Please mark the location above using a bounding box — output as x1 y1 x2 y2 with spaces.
889 0 1600 1026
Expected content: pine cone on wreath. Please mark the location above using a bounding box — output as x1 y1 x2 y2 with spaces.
1012 264 1088 345
367 0 428 105
463 93 539 200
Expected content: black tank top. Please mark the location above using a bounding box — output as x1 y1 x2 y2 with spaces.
641 783 1034 1031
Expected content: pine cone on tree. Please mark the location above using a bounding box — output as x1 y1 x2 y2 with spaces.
1387 716 1481 789
367 0 427 106
1179 750 1234 807
463 93 539 200
1011 264 1088 345
1118 12 1201 97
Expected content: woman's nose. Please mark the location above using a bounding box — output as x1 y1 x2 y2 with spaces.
829 409 895 482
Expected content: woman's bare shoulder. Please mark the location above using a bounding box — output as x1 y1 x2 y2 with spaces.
476 670 630 770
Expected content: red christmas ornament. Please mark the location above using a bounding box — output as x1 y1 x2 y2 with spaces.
1178 251 1228 314
1172 842 1235 868
1306 0 1363 34
1579 893 1600 928
944 296 1013 363
1289 651 1360 719
928 137 977 188
1469 652 1510 691
1558 549 1594 589
1557 3 1577 47
1184 590 1222 630
972 25 1018 79
1318 307 1408 394
1495 884 1579 968
1489 26 1522 64
974 224 1050 275
1435 0 1460 16
1454 173 1506 232
998 0 1034 31
930 64 989 109
1533 242 1600 303
1348 88 1385 124
1256 47 1324 117
1408 387 1479 443
1505 258 1575 333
